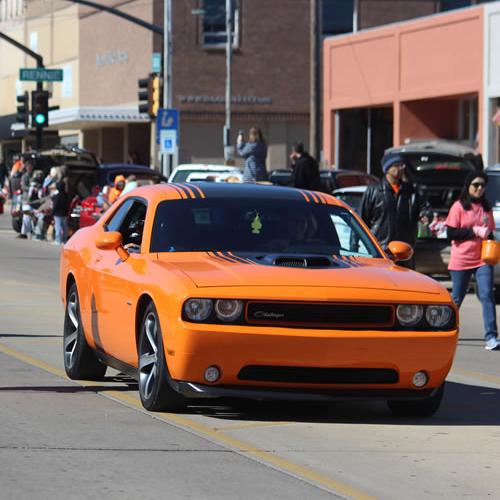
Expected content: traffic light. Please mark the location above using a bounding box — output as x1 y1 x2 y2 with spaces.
16 91 30 127
31 90 49 128
150 74 161 118
138 73 161 118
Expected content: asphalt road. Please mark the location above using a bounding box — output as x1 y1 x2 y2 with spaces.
0 213 499 500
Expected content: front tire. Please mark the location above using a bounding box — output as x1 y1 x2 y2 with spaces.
63 283 106 380
138 303 185 412
387 384 444 418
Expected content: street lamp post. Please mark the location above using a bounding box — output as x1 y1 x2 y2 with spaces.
223 0 234 164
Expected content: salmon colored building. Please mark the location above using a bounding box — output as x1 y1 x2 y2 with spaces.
322 5 500 176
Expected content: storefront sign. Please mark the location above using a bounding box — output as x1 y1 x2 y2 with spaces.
177 95 272 105
96 50 129 68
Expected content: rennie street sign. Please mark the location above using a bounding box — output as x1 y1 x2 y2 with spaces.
20 68 63 82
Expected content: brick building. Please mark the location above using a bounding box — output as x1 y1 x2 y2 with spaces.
0 0 494 170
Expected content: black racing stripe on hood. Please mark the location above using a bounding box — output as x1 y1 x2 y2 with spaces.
225 251 255 264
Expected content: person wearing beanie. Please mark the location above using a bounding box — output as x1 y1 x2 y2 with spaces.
359 152 430 269
445 171 498 350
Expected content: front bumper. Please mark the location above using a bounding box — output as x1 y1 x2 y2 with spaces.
163 321 458 395
170 380 440 402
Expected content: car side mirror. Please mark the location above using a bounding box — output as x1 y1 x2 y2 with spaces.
387 240 413 262
95 231 129 261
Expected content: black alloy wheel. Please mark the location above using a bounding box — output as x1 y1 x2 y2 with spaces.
63 283 106 380
387 384 445 418
138 302 185 412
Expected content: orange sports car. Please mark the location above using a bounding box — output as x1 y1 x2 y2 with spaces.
60 183 458 417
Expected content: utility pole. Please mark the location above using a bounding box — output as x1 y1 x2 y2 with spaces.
309 0 319 160
162 0 174 177
223 0 233 164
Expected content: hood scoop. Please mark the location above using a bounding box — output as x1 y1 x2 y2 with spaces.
248 254 350 269
274 255 332 268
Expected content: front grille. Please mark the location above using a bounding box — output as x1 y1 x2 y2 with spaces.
238 366 399 384
246 301 394 329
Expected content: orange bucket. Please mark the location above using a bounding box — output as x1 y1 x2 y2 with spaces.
481 239 499 266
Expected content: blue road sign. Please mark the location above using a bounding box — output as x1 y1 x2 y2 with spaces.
156 108 179 145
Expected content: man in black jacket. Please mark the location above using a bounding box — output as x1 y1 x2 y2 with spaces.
290 142 321 191
359 153 430 268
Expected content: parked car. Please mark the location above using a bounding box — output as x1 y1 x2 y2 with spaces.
61 182 457 417
70 163 166 231
168 163 243 183
268 168 378 193
11 147 99 233
485 165 500 302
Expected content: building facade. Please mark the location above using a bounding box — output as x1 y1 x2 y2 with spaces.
322 4 500 176
1 0 496 171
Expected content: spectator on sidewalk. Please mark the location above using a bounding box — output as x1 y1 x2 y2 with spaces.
237 127 268 183
289 142 321 191
445 172 498 351
18 162 35 239
52 181 70 245
359 152 430 269
107 175 126 204
121 174 138 196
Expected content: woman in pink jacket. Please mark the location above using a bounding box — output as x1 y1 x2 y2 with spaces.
446 172 497 350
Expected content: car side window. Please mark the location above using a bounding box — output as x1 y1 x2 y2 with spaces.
118 201 147 251
105 199 135 232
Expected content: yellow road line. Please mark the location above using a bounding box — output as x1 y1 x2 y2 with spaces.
213 421 294 431
451 367 500 385
0 341 375 500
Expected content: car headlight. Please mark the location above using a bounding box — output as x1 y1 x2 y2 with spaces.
396 304 423 326
214 299 243 322
183 298 213 322
425 305 452 328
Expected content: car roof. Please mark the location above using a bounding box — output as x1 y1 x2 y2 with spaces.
486 165 500 173
333 185 368 194
127 182 343 205
173 164 241 171
100 163 159 173
385 140 479 158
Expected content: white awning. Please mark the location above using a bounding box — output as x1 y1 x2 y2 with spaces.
10 106 150 134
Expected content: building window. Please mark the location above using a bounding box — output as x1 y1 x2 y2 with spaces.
440 0 471 11
322 0 354 36
0 0 25 21
202 0 239 48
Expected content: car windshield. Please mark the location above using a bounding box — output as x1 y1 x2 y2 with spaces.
151 198 381 258
486 174 500 208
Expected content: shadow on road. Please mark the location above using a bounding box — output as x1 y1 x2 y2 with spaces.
0 334 62 338
0 384 134 393
184 381 500 426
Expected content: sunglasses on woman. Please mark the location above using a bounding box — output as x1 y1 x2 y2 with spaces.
471 182 485 188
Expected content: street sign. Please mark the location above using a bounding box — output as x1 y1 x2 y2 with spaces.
160 129 177 154
151 52 162 73
156 108 179 145
20 68 63 82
